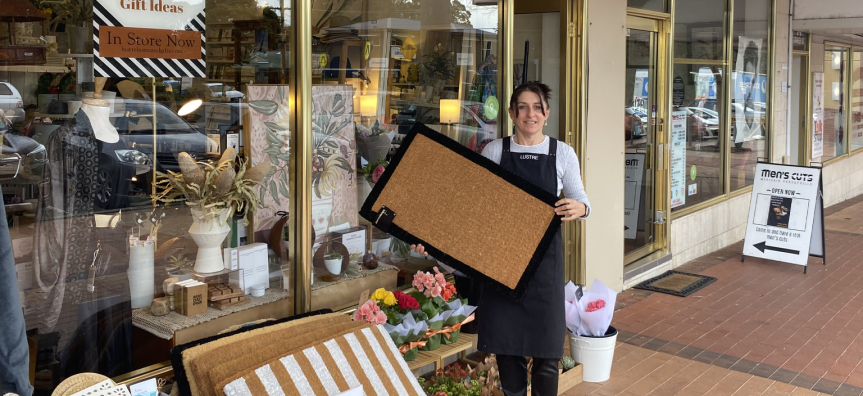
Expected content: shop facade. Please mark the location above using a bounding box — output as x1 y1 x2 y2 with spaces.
2 0 860 391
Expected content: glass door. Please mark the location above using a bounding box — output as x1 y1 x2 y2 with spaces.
624 18 663 263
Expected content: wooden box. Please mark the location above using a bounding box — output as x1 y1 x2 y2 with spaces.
0 46 47 65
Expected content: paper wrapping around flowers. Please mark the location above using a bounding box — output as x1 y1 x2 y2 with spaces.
360 123 562 299
565 279 617 337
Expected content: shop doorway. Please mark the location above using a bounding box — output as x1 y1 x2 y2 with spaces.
790 54 810 165
624 15 668 264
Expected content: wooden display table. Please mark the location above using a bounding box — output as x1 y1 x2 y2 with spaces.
407 333 477 373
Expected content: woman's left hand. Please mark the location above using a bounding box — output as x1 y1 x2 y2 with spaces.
555 198 586 221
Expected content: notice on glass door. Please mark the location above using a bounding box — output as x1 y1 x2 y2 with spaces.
812 72 824 159
670 111 687 208
624 153 646 240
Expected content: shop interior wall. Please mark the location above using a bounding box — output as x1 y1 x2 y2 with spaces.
584 0 626 291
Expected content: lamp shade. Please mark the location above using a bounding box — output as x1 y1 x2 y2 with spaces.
360 95 377 117
440 99 460 124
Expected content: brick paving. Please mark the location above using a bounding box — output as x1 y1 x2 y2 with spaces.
564 195 863 395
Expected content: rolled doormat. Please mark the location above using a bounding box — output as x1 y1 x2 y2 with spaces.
632 270 717 297
360 122 562 300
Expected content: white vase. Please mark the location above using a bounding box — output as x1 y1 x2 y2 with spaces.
324 258 342 275
189 208 232 273
128 242 155 309
358 177 374 208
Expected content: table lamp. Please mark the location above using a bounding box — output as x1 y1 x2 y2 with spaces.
360 94 377 125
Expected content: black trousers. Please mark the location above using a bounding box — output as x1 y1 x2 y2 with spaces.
497 355 559 396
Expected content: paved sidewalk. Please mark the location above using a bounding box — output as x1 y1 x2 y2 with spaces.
565 195 863 396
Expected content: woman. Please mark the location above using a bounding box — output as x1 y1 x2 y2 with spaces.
414 81 590 395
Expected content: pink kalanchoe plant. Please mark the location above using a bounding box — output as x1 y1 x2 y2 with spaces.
353 299 387 325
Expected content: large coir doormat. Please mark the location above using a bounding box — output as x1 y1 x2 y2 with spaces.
360 123 562 300
632 270 717 297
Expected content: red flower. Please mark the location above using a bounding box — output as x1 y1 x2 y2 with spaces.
441 283 457 301
586 299 606 312
371 164 386 183
394 290 420 311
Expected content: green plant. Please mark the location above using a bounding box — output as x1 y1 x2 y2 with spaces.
326 251 343 260
358 155 388 181
49 0 93 30
155 149 271 226
561 356 575 372
419 44 455 85
166 253 192 273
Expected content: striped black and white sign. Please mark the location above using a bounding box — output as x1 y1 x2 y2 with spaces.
93 0 206 78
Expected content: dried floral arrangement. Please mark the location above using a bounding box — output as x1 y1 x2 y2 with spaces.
155 148 271 225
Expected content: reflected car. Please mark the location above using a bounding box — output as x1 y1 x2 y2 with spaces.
0 113 47 179
684 107 720 139
94 100 216 210
0 82 25 123
625 108 647 140
206 83 244 99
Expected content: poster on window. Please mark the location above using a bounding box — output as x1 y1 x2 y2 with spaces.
624 153 646 239
695 67 717 102
93 0 206 77
733 37 765 145
633 69 648 108
670 111 687 208
812 72 824 159
246 85 358 240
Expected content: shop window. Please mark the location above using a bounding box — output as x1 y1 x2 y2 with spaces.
851 49 863 152
628 0 666 13
730 0 770 190
671 0 726 212
302 0 500 311
674 0 725 61
670 64 725 211
1 0 294 391
821 46 848 161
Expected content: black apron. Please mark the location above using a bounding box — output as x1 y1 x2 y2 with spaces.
477 136 565 359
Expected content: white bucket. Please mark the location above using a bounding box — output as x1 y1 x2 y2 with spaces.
569 326 618 382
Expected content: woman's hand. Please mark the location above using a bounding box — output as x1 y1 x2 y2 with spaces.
555 198 586 221
409 243 429 257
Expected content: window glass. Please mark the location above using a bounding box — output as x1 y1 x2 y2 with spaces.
821 47 848 161
628 0 666 13
851 49 863 152
670 64 725 211
1 0 291 390
303 0 499 311
730 0 770 190
674 0 726 61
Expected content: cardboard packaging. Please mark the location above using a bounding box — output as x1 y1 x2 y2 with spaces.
175 280 208 316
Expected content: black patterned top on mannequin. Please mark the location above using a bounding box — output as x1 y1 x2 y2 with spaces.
32 108 104 333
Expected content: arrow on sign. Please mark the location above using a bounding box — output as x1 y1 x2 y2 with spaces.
753 241 799 255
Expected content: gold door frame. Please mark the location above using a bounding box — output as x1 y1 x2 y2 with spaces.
623 11 672 267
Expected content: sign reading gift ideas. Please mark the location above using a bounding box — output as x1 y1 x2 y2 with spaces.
93 0 206 77
742 163 825 270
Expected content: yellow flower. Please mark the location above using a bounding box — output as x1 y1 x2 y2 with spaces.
370 288 388 302
383 293 397 307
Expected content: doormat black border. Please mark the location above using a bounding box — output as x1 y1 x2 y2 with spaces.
632 270 717 297
359 122 562 301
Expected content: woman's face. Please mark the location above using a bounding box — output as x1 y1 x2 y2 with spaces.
509 91 550 138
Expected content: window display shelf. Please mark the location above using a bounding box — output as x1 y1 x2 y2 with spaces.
0 64 72 73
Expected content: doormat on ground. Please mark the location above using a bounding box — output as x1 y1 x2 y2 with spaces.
359 122 562 300
632 270 717 297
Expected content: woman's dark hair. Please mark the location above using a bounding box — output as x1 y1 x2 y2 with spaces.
509 81 552 117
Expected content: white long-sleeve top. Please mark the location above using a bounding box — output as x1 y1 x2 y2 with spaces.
480 136 591 218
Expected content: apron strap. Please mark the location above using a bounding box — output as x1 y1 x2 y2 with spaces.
503 136 511 153
548 137 557 157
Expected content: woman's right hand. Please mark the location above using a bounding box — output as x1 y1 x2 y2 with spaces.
409 243 429 257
